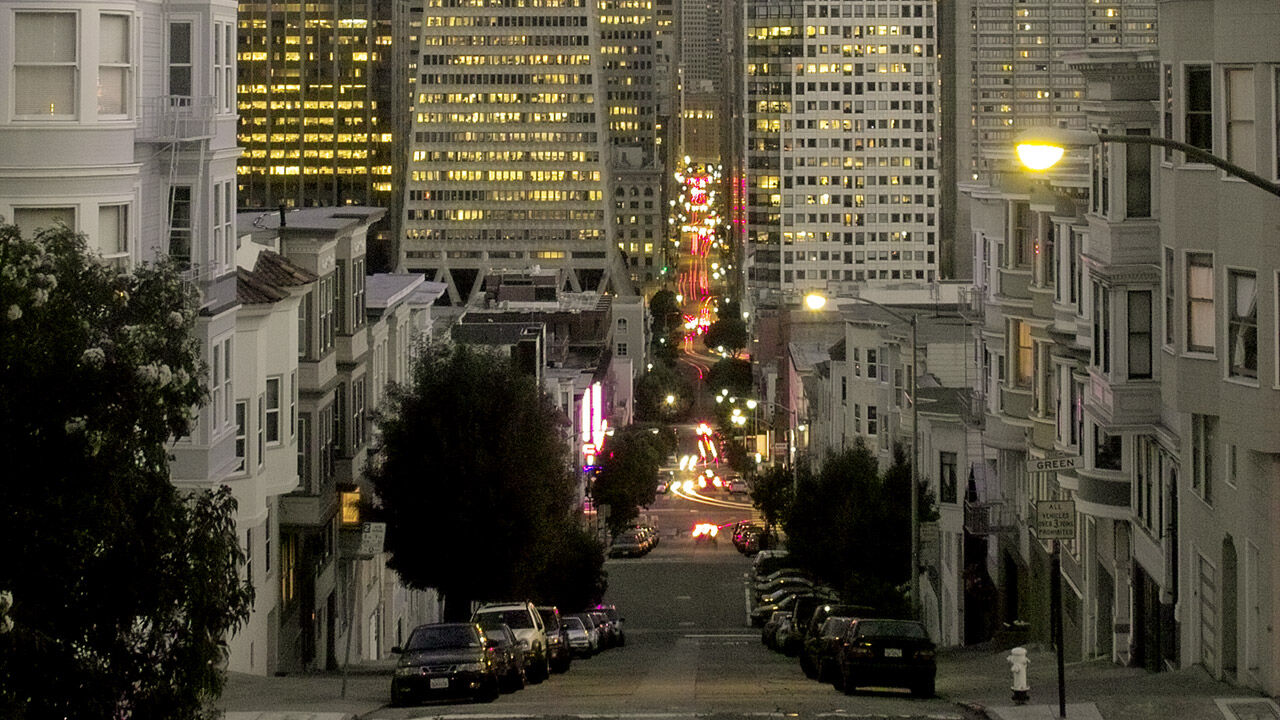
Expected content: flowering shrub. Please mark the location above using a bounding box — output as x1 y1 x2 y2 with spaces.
0 223 251 719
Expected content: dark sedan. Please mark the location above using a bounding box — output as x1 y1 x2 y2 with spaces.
391 622 500 705
836 618 936 697
475 622 527 692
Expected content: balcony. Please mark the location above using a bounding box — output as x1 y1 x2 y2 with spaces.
964 500 1017 536
137 95 214 142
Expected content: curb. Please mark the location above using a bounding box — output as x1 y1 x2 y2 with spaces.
958 701 993 719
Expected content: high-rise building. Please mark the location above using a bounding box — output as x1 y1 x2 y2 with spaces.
742 0 940 301
236 1 412 273
600 0 666 289
678 0 727 162
402 0 630 304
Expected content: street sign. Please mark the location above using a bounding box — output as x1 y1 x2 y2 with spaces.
1036 500 1076 540
1026 455 1081 473
358 522 387 556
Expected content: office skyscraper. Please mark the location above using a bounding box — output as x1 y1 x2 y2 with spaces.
743 0 940 299
237 1 411 272
402 0 627 304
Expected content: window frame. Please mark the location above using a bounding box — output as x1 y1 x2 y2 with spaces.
1127 290 1153 380
1185 251 1216 355
1191 414 1217 504
234 399 248 473
97 13 132 118
1184 63 1213 154
265 376 282 445
1226 268 1258 380
1224 66 1256 173
14 11 79 119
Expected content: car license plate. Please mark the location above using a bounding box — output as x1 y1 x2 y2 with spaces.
429 678 449 689
884 648 903 658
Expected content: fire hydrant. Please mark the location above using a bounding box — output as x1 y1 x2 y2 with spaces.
1007 646 1030 704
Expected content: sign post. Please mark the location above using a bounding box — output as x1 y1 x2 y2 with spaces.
1037 500 1074 718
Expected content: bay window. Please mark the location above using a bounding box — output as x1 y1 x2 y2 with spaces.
15 12 77 117
1186 252 1215 353
1227 269 1257 378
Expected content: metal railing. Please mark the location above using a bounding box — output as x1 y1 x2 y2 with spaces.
137 95 215 142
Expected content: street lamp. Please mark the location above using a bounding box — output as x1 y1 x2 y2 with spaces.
1014 127 1280 198
807 291 921 618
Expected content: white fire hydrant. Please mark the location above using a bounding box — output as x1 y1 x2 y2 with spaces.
1007 646 1030 704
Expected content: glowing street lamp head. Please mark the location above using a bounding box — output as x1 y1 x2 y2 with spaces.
1015 142 1067 171
804 292 827 311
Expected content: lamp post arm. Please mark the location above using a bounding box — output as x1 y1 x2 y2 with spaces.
1101 134 1280 199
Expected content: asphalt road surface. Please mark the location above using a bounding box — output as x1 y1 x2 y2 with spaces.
367 489 971 720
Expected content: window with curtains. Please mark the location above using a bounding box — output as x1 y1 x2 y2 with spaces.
1013 319 1033 387
1128 291 1152 379
1185 65 1213 152
1225 68 1255 172
15 12 77 117
1186 253 1215 354
98 14 130 116
1227 269 1257 379
98 205 129 268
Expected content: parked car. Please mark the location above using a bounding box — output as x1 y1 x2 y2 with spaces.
755 568 810 585
750 591 810 627
562 615 597 657
752 550 793 579
803 603 874 646
835 618 936 697
595 604 625 647
754 576 814 599
609 529 648 558
536 606 573 673
472 602 549 683
786 594 842 651
800 615 855 682
474 622 527 692
732 522 763 550
761 610 793 651
390 622 500 705
589 610 616 649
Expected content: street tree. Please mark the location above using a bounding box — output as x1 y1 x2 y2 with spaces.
782 441 932 615
367 340 599 619
749 463 793 544
703 316 749 357
633 362 694 422
649 288 682 339
0 223 253 720
705 357 753 397
590 425 663 535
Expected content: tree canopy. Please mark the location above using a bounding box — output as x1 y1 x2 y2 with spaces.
589 425 666 535
633 362 694 422
367 340 604 618
0 223 253 720
781 441 933 616
705 357 753 397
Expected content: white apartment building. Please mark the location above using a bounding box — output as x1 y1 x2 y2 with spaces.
742 0 940 303
960 0 1280 693
403 0 627 304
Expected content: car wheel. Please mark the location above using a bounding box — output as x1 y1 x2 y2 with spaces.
553 655 571 674
912 677 935 698
528 650 549 683
817 659 833 684
840 665 857 696
477 675 501 702
800 654 817 679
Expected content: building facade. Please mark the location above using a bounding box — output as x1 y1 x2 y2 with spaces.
401 0 629 304
236 0 412 273
742 0 941 303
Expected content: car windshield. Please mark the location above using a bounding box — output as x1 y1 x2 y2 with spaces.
477 609 533 629
478 625 512 645
564 617 585 631
405 624 479 651
856 620 928 639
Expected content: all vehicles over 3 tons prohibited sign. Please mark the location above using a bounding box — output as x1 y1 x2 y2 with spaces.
1035 500 1076 540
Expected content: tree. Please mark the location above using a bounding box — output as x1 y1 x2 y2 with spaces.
648 289 682 338
705 357 753 397
749 463 794 544
703 316 749 357
633 363 694 421
781 441 930 616
367 340 598 619
0 223 253 720
589 425 663 535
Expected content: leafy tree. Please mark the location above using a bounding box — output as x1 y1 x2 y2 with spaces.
530 520 608 611
649 289 682 338
749 463 794 544
590 425 663 535
368 340 595 620
633 363 694 421
782 440 932 617
0 223 253 720
703 316 749 357
705 357 753 397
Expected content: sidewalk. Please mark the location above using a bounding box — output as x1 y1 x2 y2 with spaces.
939 642 1278 720
216 659 394 720
216 644 1278 720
